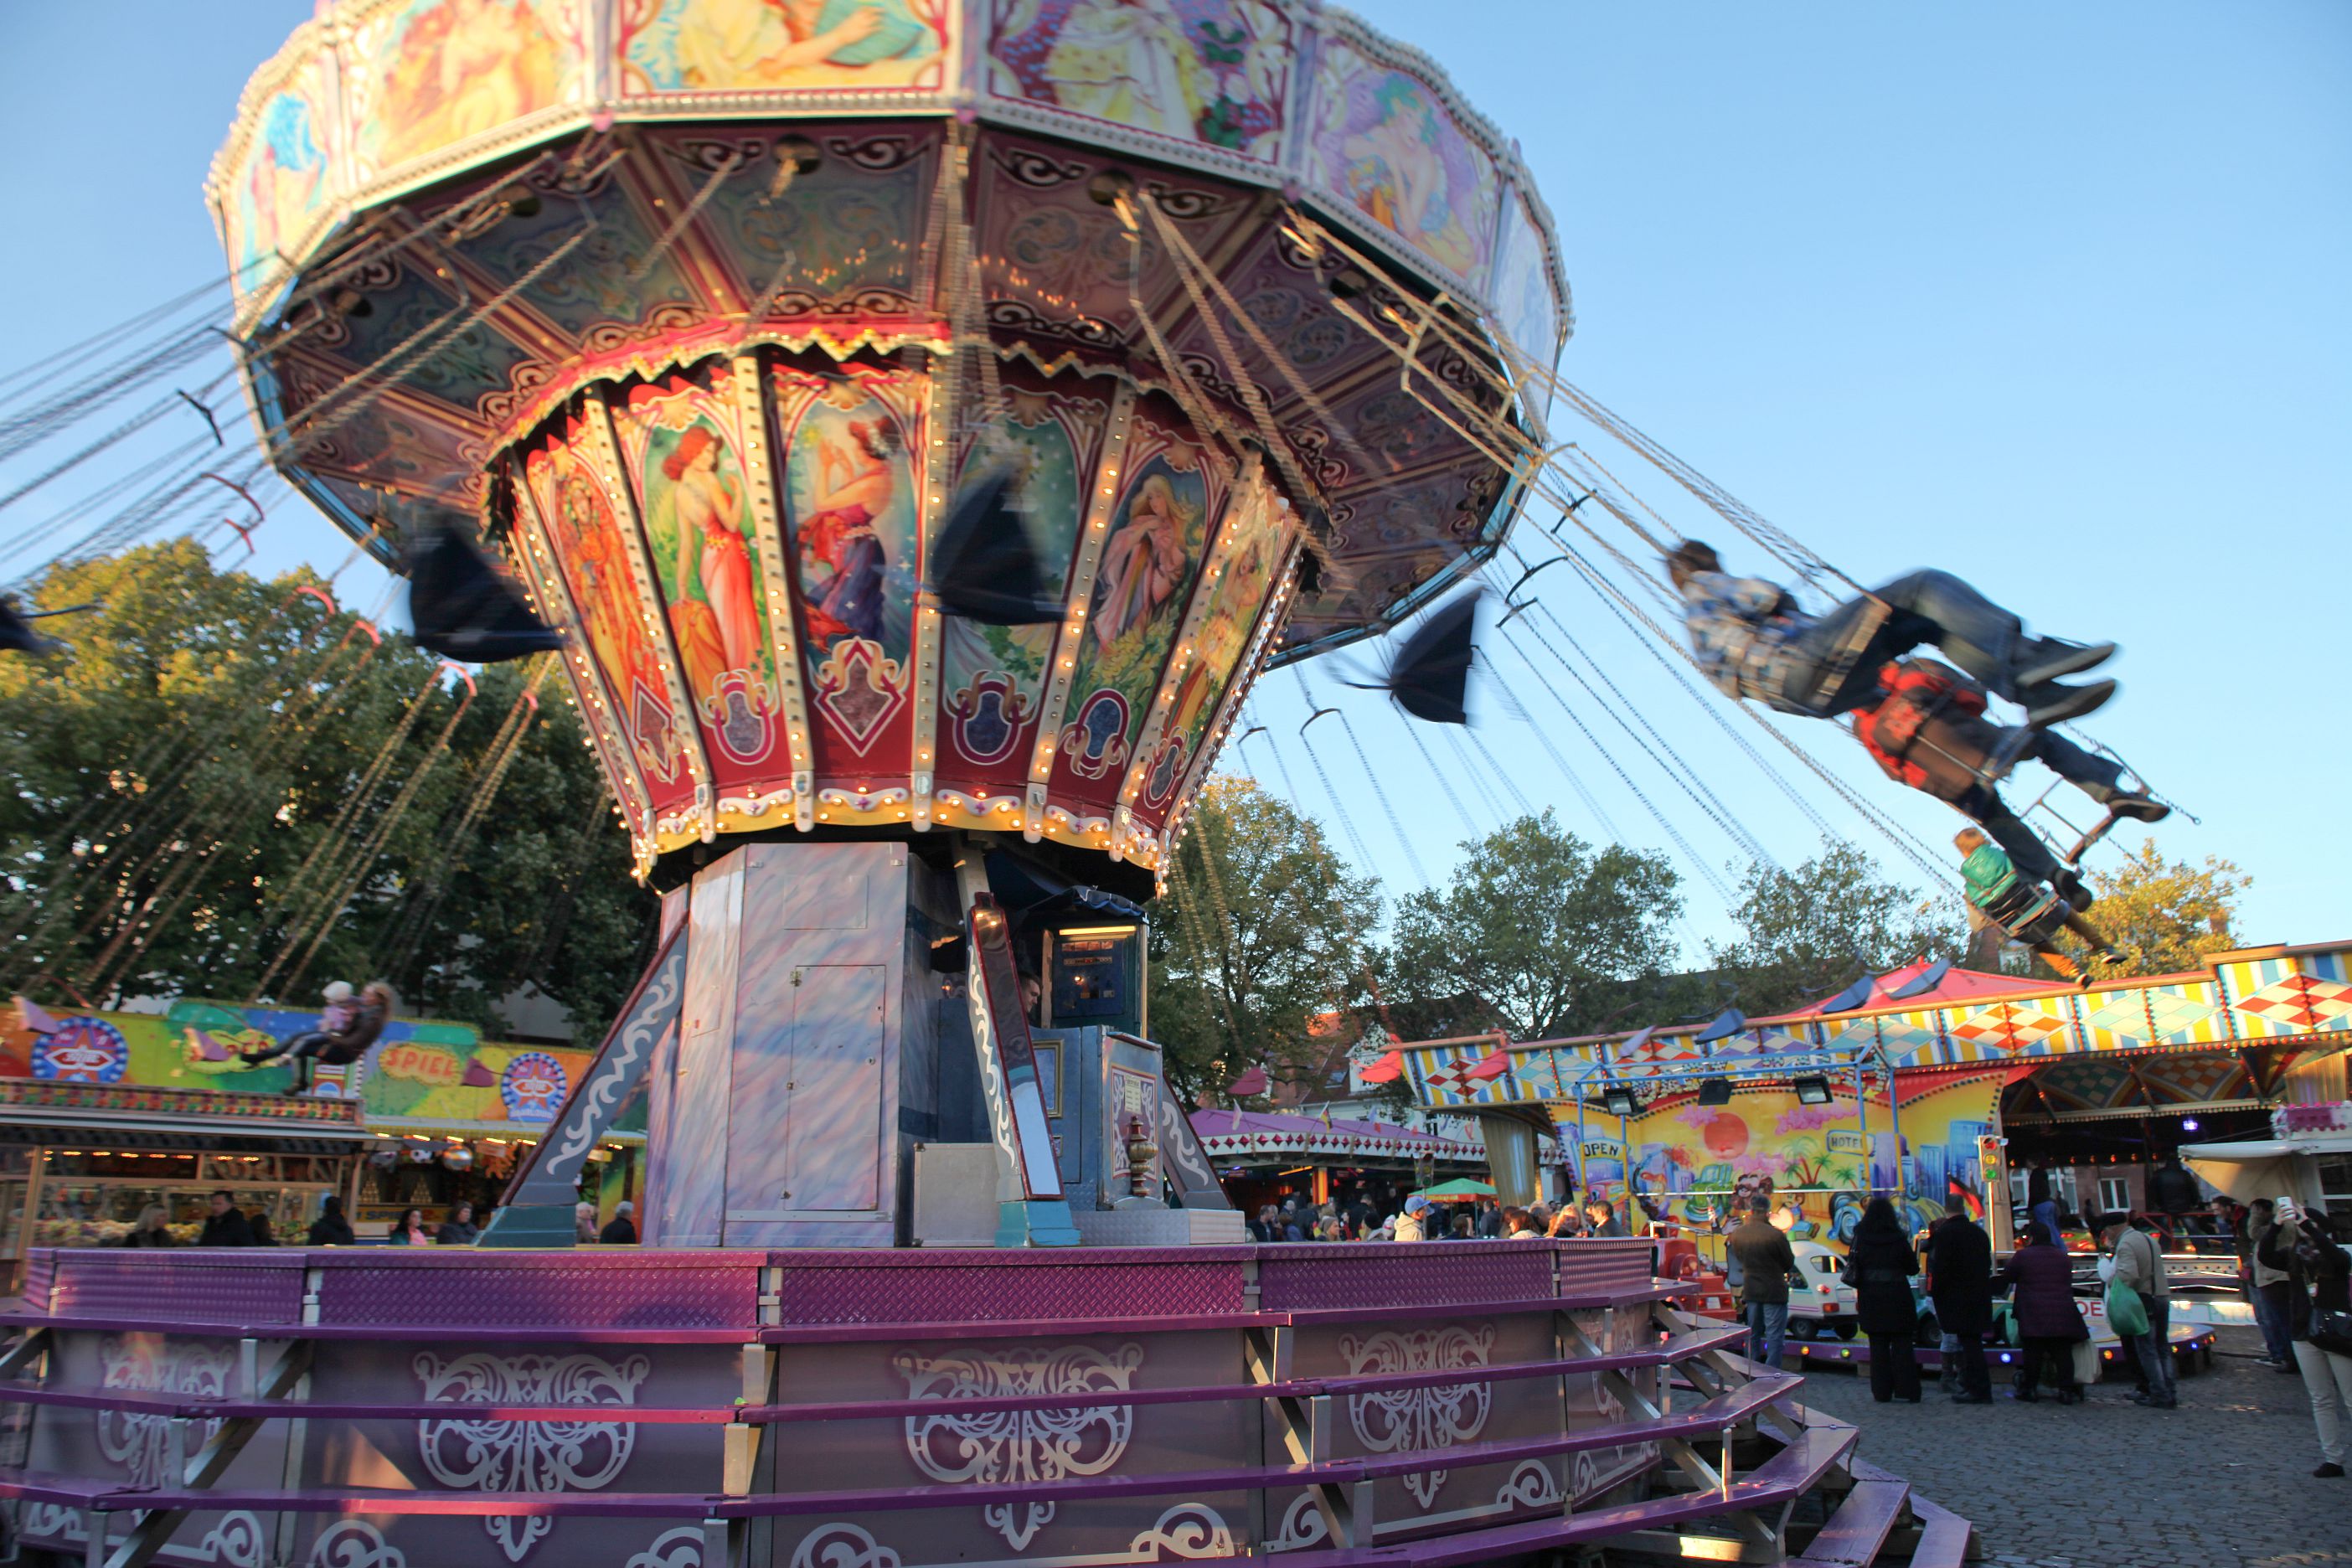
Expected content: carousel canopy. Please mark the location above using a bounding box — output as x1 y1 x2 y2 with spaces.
212 1 1569 878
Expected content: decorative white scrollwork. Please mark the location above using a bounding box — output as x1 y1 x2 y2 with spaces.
414 1351 651 1564
546 944 683 1174
1154 1091 1215 1192
1125 1503 1235 1560
1336 1324 1495 1510
96 1333 235 1488
1267 1490 1330 1552
194 1513 267 1568
307 1519 407 1568
629 1526 714 1568
895 1341 1145 1551
20 1502 85 1550
1495 1458 1562 1511
787 1523 902 1568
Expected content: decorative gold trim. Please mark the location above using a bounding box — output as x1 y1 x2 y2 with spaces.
1021 379 1138 843
584 387 716 843
506 472 657 874
909 339 953 833
729 350 816 831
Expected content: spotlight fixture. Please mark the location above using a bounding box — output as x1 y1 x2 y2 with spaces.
1697 1077 1733 1106
1793 1076 1833 1106
1602 1086 1638 1118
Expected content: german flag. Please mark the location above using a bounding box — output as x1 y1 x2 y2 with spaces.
1947 1175 1984 1221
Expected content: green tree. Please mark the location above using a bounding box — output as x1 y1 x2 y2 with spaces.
1386 810 1683 1041
2066 838 2248 977
0 541 650 1042
1707 838 1964 1015
1148 776 1381 1107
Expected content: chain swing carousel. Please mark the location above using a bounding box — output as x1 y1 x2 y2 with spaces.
0 6 1961 1565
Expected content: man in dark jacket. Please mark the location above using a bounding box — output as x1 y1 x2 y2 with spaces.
599 1200 638 1245
1725 1194 1803 1372
2148 1154 2201 1218
197 1189 255 1247
1926 1194 1996 1402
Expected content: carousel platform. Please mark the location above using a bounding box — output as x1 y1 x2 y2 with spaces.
0 1239 1970 1568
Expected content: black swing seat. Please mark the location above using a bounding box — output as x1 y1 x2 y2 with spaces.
2061 809 2124 868
1978 879 2070 946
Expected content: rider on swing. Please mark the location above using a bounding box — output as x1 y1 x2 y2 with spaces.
241 981 392 1096
1851 658 2167 904
1665 541 2117 728
1955 827 2118 983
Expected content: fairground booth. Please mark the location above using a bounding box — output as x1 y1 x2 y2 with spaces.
1187 1106 1488 1219
0 996 637 1276
1394 942 2352 1266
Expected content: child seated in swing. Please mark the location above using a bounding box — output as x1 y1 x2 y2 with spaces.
1954 827 2117 983
241 980 389 1092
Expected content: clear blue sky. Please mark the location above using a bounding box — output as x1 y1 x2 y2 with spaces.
1 3 2344 954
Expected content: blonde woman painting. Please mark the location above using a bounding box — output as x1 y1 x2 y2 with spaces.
1092 472 1194 654
660 424 761 702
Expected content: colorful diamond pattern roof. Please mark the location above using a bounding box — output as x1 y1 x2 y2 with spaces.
2235 975 2352 1031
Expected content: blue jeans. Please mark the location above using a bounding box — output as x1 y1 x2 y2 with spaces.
2255 1282 2296 1364
2128 1292 2175 1403
1785 570 2032 715
1744 1300 1790 1371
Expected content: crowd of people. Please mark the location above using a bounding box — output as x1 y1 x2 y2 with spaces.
1719 1184 2351 1481
1246 1192 1627 1244
116 1191 643 1247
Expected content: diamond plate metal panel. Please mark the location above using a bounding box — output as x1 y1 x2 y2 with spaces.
1256 1243 1551 1311
774 1254 1247 1325
314 1256 759 1328
44 1251 306 1325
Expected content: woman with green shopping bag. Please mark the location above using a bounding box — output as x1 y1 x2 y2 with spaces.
2100 1213 2175 1408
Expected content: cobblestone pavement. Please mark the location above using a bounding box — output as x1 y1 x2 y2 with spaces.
1790 1328 2349 1568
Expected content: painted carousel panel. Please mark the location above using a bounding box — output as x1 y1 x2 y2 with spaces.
1298 28 1502 294
615 0 953 100
612 364 793 793
1050 400 1226 811
983 0 1298 164
770 356 931 779
338 0 592 185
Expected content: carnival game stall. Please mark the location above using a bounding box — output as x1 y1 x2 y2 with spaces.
0 997 637 1261
1189 1106 1487 1217
1404 945 2352 1253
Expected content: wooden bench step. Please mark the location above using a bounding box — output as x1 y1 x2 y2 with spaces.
1791 1478 1910 1566
1274 1422 1862 1567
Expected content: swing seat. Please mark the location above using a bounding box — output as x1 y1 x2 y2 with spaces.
1978 880 2068 946
2061 808 2123 867
1784 596 1893 715
1978 723 2037 787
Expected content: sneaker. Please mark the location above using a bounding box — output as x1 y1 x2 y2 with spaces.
2017 639 2117 688
2024 678 2117 728
2316 1462 2345 1478
2107 792 2170 823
